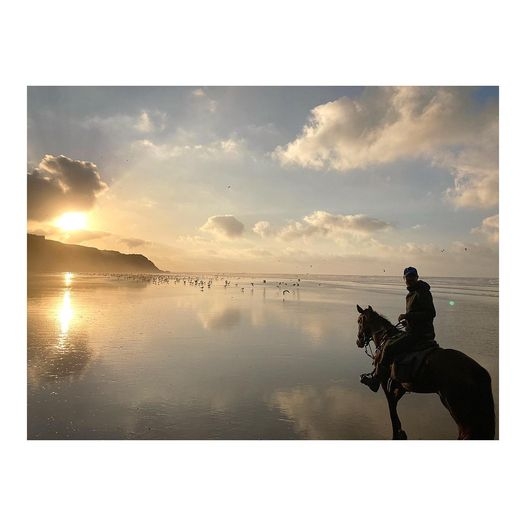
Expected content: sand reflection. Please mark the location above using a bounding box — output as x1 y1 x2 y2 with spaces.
199 306 242 330
269 384 390 439
250 299 347 345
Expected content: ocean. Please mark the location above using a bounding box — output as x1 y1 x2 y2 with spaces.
27 272 499 439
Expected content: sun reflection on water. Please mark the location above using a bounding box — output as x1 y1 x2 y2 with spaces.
64 272 73 287
59 290 74 335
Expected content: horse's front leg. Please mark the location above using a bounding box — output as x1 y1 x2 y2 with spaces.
383 383 407 440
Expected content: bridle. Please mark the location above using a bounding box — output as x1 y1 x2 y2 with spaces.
357 313 377 358
358 312 404 359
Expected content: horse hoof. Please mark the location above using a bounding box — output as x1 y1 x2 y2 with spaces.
394 430 407 440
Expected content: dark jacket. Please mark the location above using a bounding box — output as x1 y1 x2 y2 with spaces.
405 280 436 340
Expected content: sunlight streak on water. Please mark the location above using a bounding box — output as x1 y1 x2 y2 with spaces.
58 290 74 335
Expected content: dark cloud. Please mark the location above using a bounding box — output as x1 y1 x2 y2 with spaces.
28 154 108 221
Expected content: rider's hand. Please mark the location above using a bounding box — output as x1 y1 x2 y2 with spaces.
398 313 406 322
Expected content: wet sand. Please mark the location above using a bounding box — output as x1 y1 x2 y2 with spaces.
27 272 499 439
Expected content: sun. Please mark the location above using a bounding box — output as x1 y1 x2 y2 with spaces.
55 212 88 231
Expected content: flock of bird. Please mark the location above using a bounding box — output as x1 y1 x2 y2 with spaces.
107 272 303 297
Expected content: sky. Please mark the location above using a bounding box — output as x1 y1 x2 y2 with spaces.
27 86 499 277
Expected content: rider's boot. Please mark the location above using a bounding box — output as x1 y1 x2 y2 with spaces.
360 364 388 392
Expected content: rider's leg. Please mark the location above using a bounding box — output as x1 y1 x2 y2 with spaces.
361 334 410 392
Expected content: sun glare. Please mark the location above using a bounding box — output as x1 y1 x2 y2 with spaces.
64 272 73 286
55 212 87 231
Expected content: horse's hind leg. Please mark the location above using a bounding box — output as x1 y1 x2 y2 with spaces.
439 392 475 439
385 386 407 440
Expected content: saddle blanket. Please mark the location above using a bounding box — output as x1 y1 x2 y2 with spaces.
391 345 437 384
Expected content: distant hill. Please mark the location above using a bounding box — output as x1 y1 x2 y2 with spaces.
27 234 162 273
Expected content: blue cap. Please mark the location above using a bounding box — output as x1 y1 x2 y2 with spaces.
403 266 418 277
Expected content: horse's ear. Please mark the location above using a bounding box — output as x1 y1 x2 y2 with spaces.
367 305 372 311
357 305 364 313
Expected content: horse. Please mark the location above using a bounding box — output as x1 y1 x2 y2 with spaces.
356 305 495 440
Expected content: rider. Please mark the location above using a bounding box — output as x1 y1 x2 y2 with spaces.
360 266 437 392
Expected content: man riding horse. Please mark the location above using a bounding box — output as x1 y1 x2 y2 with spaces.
360 266 437 392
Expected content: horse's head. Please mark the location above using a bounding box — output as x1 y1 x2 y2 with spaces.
356 304 375 348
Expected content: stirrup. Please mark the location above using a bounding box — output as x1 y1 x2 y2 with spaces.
360 372 380 392
360 371 375 380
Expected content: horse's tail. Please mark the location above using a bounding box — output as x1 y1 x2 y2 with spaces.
469 365 496 439
436 350 496 439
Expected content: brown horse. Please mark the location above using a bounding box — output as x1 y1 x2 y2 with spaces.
356 305 495 440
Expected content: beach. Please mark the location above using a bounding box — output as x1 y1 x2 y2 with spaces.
27 272 499 439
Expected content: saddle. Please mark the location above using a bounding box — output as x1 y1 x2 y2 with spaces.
390 341 439 387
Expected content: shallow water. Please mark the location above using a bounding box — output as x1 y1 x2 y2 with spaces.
27 272 499 439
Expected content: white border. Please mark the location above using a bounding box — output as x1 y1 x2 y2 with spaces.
4 1 521 524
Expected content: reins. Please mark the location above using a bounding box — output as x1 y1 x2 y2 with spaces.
362 320 405 359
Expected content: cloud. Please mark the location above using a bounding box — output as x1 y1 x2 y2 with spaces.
254 210 392 241
277 220 320 241
28 224 111 245
471 214 499 243
27 154 109 221
252 221 275 238
120 237 151 249
441 147 499 208
61 230 111 244
200 215 245 238
304 210 392 232
273 87 498 208
131 137 245 160
82 110 166 135
191 87 217 113
133 111 154 133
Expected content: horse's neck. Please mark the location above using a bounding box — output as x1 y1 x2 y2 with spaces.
372 319 395 347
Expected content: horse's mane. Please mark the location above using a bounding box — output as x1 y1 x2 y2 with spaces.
371 310 396 329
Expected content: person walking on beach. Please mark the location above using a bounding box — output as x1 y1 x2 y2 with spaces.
360 266 437 392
